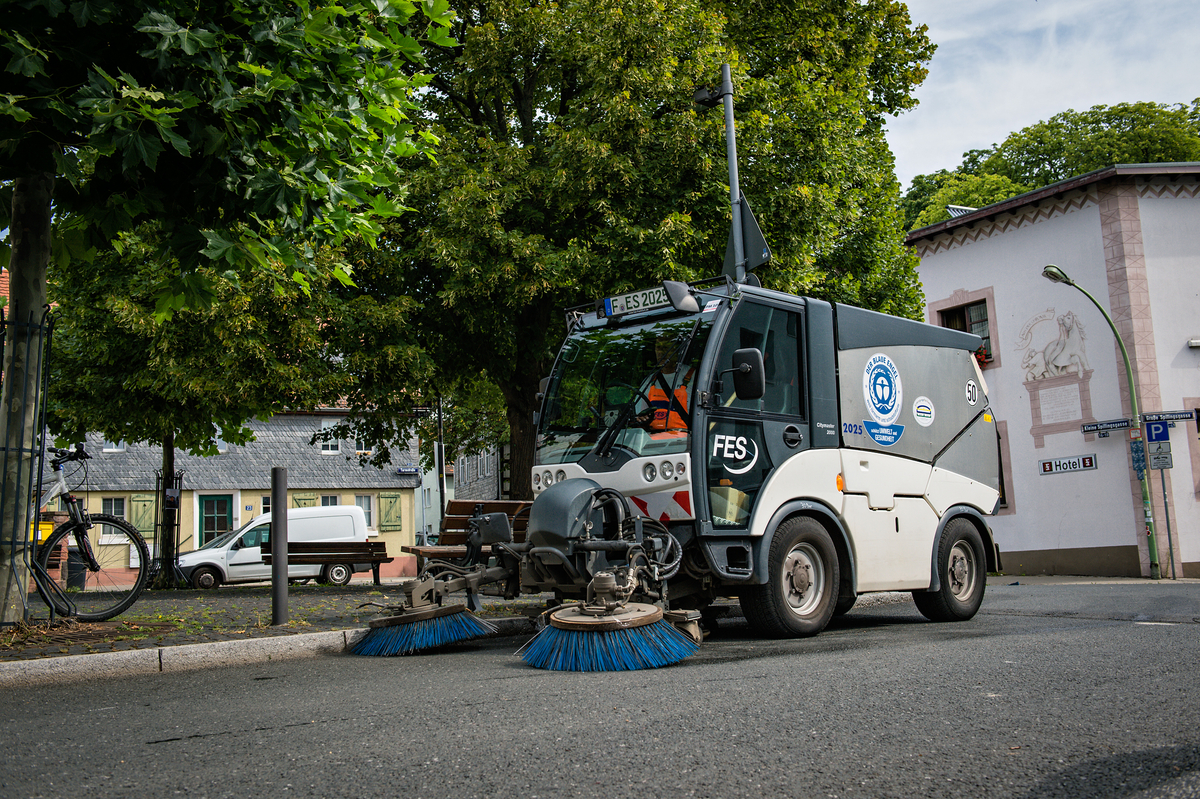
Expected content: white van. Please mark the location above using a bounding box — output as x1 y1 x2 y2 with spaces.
178 506 371 589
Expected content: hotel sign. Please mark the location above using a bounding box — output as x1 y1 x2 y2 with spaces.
1039 454 1097 476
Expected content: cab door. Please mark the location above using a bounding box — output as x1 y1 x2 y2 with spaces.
226 523 272 582
703 299 809 530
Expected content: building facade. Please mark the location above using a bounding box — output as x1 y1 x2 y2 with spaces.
908 164 1200 577
64 412 423 578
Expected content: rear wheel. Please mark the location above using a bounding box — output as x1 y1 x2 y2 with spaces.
35 515 150 621
322 563 352 585
912 518 986 622
741 516 838 638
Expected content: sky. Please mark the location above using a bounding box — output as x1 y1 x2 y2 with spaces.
885 0 1200 189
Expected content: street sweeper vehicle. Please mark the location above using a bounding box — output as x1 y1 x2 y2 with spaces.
354 276 1002 669
352 64 1000 670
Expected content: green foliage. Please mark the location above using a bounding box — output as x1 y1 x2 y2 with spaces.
903 100 1200 228
0 0 454 311
346 0 932 494
910 173 1030 230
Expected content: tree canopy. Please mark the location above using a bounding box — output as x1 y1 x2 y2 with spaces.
903 100 1200 229
334 0 935 498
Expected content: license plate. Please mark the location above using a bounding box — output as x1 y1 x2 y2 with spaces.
599 287 670 317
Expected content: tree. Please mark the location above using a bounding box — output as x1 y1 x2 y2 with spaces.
0 0 452 620
909 173 1030 230
903 100 1200 226
349 0 934 499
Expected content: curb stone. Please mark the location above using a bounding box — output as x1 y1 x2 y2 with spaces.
0 615 540 688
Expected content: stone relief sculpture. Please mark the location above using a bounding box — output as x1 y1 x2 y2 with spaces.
1017 309 1089 380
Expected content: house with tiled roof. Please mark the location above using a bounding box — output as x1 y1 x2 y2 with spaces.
60 412 423 578
908 163 1200 578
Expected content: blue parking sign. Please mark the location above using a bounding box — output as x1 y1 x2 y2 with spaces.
1145 421 1171 442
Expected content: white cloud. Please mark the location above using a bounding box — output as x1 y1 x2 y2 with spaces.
887 0 1200 188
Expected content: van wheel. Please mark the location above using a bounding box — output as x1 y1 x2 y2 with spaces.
741 516 838 638
191 567 220 590
322 563 352 586
912 518 986 622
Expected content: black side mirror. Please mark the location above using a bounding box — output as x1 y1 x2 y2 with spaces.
731 348 765 400
663 280 700 313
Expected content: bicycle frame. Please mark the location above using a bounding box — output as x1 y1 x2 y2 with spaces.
27 451 100 619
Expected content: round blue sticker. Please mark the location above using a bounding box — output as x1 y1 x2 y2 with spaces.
863 353 902 426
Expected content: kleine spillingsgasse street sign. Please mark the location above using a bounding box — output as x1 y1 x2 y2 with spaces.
1081 418 1131 433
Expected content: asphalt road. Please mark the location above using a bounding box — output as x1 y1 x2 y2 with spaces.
3 581 1199 798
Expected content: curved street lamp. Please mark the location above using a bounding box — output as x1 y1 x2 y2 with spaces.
1042 265 1161 579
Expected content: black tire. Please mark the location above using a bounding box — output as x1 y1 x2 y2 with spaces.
740 516 839 638
322 563 352 586
35 514 150 621
912 517 986 622
833 593 857 617
191 566 221 590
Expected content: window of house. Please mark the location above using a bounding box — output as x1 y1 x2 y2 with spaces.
356 439 373 455
262 495 271 516
102 497 126 519
320 418 340 454
215 437 228 453
102 440 126 453
939 300 992 361
423 487 432 508
355 494 373 527
321 495 340 506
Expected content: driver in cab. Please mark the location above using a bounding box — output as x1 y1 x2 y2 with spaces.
639 334 694 438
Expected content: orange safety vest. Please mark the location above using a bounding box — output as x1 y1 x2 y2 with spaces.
648 369 693 432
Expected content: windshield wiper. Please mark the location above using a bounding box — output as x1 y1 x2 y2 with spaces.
593 318 702 458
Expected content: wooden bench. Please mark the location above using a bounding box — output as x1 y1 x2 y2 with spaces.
261 541 393 585
402 500 532 565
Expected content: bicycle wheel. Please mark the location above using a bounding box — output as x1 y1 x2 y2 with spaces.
36 514 150 621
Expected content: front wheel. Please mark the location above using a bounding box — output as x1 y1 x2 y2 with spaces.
741 516 838 638
322 563 352 586
912 518 986 622
35 514 150 621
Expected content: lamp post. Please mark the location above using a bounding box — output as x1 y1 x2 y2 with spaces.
1042 264 1161 579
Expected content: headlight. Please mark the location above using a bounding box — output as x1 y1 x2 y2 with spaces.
555 469 567 484
660 461 674 478
533 472 541 487
542 470 554 487
642 463 657 482
676 461 687 477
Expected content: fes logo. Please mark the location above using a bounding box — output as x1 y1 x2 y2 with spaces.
711 434 760 475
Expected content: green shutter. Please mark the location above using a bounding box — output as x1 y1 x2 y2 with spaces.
130 493 157 536
378 492 403 532
292 492 318 508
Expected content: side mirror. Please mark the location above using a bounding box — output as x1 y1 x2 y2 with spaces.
663 280 700 314
731 348 765 400
537 376 550 402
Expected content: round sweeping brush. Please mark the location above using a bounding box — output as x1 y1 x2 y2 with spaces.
518 603 698 671
352 604 497 656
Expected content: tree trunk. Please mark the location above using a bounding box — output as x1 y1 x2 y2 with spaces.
0 172 53 624
504 392 536 501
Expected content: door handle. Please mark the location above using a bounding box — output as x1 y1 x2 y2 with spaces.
783 425 803 448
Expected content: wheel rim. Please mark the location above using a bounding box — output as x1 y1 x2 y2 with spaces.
946 540 978 601
329 565 349 584
782 542 826 617
196 570 216 589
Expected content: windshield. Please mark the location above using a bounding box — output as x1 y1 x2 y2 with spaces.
537 313 713 464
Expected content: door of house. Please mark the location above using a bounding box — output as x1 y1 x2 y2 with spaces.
198 494 233 546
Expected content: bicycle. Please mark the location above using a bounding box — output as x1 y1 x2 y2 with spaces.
27 444 150 621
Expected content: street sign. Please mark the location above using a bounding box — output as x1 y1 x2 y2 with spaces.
1148 441 1171 455
1150 452 1173 470
1081 418 1131 433
1142 410 1197 423
1039 454 1097 475
1145 420 1172 442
